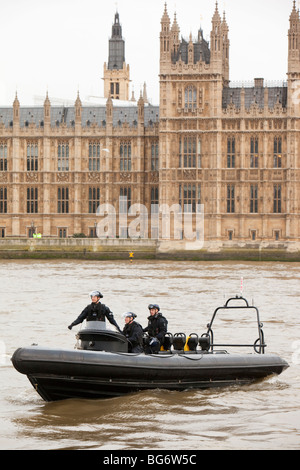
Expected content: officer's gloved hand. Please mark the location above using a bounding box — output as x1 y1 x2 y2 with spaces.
68 324 73 330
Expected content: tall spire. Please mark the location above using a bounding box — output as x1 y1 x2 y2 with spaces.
108 12 125 70
103 11 130 100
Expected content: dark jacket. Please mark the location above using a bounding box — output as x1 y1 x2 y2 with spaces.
123 321 144 353
143 312 168 343
69 302 120 331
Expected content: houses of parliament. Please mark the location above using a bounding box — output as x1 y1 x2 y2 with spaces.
0 2 299 247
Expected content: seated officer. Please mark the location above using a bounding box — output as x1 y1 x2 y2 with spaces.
122 312 144 353
143 304 168 353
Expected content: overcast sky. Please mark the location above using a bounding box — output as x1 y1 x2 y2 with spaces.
0 0 295 107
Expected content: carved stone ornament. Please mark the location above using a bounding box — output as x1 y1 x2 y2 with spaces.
26 172 38 183
183 169 196 179
120 172 132 182
57 172 69 182
0 173 8 182
149 171 159 182
88 172 100 182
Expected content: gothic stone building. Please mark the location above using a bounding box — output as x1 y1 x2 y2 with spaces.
0 3 299 245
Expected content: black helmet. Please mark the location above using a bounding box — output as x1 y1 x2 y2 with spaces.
148 303 160 311
122 312 137 319
89 290 103 298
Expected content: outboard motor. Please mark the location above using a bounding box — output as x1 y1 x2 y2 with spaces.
199 333 210 352
76 321 128 352
173 333 186 351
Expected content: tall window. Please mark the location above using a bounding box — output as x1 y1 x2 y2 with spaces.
227 137 235 168
0 187 7 213
58 187 69 213
227 184 235 213
179 136 200 168
89 142 101 171
120 187 131 213
179 183 201 212
151 186 159 212
151 142 159 170
184 86 197 109
27 143 38 171
110 82 120 99
274 137 282 168
273 184 282 213
250 137 259 168
89 187 100 213
58 143 69 171
250 184 258 213
26 187 38 214
120 142 131 171
0 143 7 171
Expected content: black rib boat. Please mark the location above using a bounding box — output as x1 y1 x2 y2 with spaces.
11 296 289 401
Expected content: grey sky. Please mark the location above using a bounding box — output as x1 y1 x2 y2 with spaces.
0 0 294 106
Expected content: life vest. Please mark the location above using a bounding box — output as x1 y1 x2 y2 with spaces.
86 302 107 322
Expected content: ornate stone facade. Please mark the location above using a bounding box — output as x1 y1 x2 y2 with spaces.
0 3 299 243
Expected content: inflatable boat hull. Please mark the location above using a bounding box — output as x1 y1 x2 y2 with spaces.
11 346 289 401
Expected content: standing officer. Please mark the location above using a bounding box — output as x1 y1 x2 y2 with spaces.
68 290 121 332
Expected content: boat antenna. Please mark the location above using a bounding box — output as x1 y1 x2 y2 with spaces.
240 277 243 296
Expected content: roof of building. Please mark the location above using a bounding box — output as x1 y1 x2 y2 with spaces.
222 84 288 110
0 104 160 129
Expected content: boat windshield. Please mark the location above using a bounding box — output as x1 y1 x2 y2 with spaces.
84 321 107 330
83 321 119 333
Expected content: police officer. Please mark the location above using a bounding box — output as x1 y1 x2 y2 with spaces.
143 304 168 353
122 312 144 353
68 290 121 332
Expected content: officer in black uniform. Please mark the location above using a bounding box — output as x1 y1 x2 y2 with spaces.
122 312 144 353
143 304 168 353
68 290 121 332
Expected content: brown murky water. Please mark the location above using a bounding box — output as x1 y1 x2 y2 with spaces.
0 259 299 450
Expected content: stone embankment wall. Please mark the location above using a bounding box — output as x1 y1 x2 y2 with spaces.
0 238 299 261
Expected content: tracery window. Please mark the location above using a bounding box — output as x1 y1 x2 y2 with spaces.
179 183 201 213
227 184 235 213
120 142 131 171
0 143 8 171
120 187 131 213
273 184 282 213
151 186 159 212
89 187 100 213
0 187 7 213
26 187 38 214
250 137 259 168
184 86 197 109
58 143 69 171
179 136 201 168
273 137 282 168
27 142 38 171
89 142 100 171
227 137 235 168
250 184 258 213
58 187 69 213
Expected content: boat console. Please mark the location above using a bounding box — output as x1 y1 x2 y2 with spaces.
76 321 129 352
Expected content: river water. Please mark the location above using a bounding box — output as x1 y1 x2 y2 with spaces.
0 259 299 450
